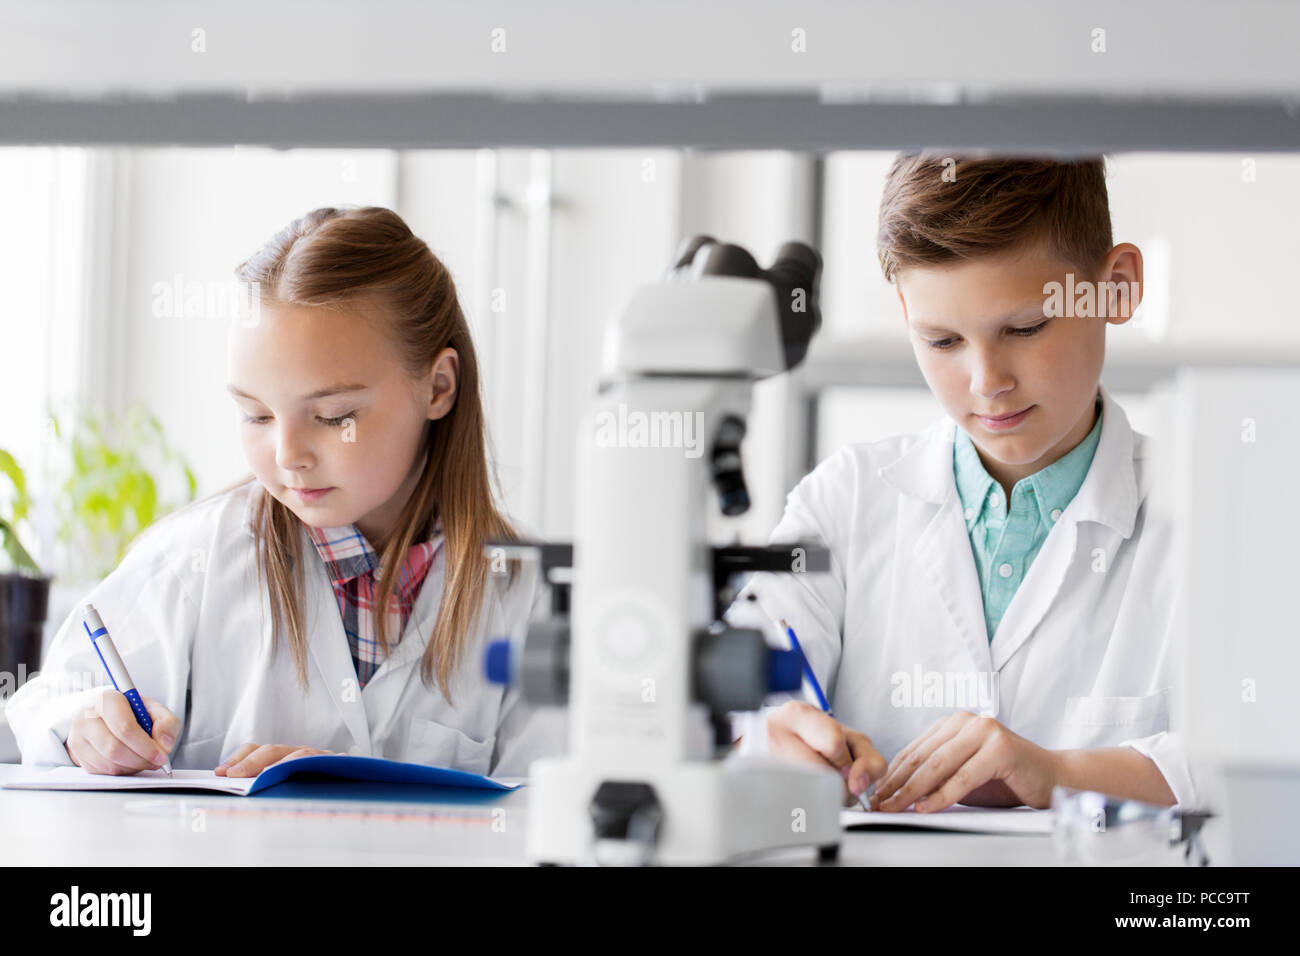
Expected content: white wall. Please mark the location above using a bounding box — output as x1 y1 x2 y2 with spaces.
1106 154 1300 347
4 1 1298 99
118 148 399 495
11 145 1300 573
542 150 683 538
0 149 88 513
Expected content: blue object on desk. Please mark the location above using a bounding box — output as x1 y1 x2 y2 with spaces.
244 754 520 795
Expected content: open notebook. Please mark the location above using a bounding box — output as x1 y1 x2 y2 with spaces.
2 754 522 796
841 806 1054 834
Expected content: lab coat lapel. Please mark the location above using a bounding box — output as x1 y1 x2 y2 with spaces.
989 383 1141 670
301 529 374 754
914 497 997 676
365 550 504 702
988 516 1077 671
880 419 993 676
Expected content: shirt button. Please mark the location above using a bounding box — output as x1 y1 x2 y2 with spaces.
998 563 1014 578
1051 509 1062 522
964 507 976 521
989 493 1001 508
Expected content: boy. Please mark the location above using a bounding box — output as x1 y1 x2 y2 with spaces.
729 155 1194 812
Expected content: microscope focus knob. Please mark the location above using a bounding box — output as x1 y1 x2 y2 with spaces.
483 621 571 705
695 628 805 713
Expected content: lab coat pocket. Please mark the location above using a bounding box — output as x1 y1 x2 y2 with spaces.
406 716 495 775
1063 691 1168 736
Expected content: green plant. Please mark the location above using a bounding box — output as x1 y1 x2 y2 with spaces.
51 405 197 582
0 448 41 574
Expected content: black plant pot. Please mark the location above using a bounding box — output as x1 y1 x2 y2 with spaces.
0 572 51 699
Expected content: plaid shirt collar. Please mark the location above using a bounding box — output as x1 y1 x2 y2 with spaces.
303 519 445 596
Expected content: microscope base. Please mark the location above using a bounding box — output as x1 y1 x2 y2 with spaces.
525 754 843 866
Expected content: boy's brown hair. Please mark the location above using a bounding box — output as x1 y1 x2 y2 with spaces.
877 155 1113 282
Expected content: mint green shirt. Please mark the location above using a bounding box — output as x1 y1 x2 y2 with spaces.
953 390 1103 643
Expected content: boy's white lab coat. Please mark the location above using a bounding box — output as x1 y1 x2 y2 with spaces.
729 383 1196 807
6 482 562 778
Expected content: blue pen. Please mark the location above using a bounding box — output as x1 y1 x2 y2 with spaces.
82 604 173 775
746 593 872 810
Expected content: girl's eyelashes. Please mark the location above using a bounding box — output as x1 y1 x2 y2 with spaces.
317 412 356 427
924 320 1050 350
241 412 357 427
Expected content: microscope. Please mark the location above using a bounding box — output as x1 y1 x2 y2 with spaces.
485 236 843 865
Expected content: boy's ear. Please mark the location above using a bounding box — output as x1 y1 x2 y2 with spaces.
895 284 910 325
1100 243 1144 325
428 347 459 420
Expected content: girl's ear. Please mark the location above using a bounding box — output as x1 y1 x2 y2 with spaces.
428 347 459 420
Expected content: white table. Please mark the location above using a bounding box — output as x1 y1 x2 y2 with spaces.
0 764 1205 866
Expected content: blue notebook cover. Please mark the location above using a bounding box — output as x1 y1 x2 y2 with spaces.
245 754 521 795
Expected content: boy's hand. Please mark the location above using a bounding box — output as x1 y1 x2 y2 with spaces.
869 711 1059 812
66 689 181 776
215 744 336 777
764 700 889 807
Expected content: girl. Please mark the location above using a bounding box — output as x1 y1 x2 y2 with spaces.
7 206 557 780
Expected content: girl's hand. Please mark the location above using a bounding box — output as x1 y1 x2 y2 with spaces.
66 689 181 776
868 712 1060 812
214 744 336 777
764 700 889 807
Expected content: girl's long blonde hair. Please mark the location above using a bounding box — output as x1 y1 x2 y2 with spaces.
215 206 518 700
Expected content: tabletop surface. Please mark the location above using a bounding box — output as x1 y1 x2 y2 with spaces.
0 764 1211 867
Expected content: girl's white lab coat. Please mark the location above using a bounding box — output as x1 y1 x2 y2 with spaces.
729 383 1196 807
6 482 562 778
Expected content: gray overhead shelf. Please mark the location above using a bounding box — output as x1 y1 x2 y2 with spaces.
2 94 1300 151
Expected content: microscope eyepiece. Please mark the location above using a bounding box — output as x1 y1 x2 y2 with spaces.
765 241 822 371
666 234 823 371
768 241 821 291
